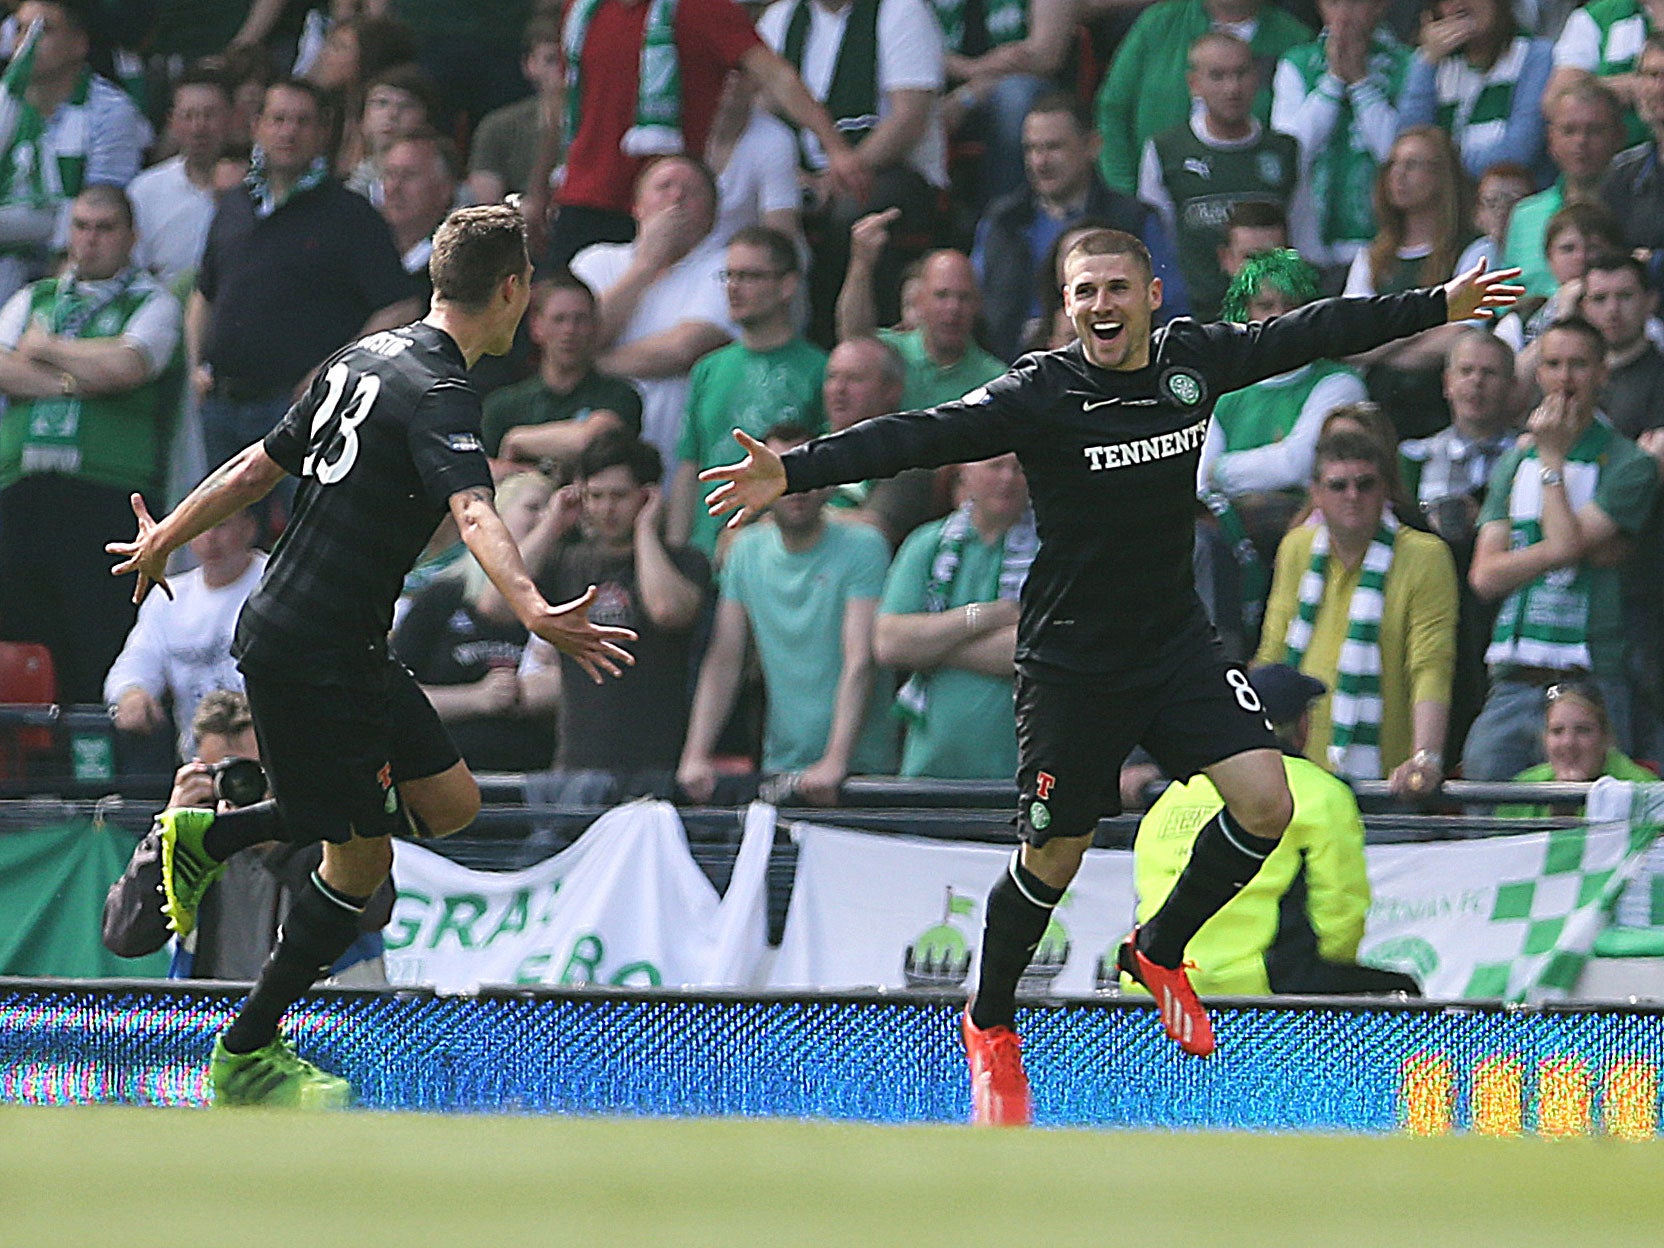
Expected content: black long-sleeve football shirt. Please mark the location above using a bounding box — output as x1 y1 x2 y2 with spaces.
782 289 1448 683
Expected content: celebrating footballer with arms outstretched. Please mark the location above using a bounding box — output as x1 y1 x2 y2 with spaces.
703 230 1520 1126
109 205 636 1108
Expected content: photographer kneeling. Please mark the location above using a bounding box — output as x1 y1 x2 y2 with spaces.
103 691 394 983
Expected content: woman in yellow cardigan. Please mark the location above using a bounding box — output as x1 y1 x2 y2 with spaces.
1256 418 1458 795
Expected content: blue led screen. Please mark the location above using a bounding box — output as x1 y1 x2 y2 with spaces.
2 982 1661 1135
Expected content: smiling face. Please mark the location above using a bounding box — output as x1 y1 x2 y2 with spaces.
1543 694 1610 781
1061 248 1162 371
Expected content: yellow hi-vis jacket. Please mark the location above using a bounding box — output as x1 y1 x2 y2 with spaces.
1128 754 1370 995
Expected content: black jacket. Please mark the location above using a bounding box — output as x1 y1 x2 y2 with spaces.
975 174 1157 362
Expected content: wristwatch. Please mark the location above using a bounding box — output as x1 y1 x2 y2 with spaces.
1539 466 1564 487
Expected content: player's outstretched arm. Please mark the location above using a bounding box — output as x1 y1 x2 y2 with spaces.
1442 257 1525 323
106 442 286 605
701 429 787 529
450 486 637 684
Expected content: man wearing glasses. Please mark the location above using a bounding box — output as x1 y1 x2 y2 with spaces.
668 224 827 556
1257 425 1459 794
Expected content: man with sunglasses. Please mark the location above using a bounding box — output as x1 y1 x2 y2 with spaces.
701 227 1520 1125
1257 427 1458 795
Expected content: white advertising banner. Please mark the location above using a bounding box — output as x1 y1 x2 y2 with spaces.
768 822 1137 997
1360 778 1663 1002
384 800 773 993
381 781 1664 1003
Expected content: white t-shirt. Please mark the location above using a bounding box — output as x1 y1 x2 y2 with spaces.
102 553 267 758
757 0 947 187
571 235 738 465
127 156 216 285
714 109 803 246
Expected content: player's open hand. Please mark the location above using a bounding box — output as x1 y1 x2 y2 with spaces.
105 492 174 605
533 585 638 684
700 430 787 529
1443 257 1524 322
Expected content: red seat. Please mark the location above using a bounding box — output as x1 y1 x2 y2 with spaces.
0 642 57 778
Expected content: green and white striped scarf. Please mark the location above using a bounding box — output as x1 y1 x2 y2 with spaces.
1432 37 1530 159
564 0 685 159
1283 513 1399 780
0 18 91 225
1485 432 1607 673
930 0 1026 54
896 503 1036 725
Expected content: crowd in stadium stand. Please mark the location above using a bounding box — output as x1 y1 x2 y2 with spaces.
5 0 1664 812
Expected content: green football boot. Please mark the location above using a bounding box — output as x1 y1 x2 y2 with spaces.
156 807 226 936
211 1035 353 1109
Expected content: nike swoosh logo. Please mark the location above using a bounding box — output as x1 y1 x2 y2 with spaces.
1082 398 1120 411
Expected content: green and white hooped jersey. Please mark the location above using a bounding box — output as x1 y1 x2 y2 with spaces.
1553 0 1652 143
1432 37 1532 160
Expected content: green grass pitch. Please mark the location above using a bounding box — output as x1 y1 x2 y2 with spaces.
4 1106 1661 1246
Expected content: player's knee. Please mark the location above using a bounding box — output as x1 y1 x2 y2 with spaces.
321 835 394 896
1021 834 1090 891
1229 785 1294 841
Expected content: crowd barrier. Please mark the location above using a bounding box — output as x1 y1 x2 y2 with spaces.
3 978 1663 1136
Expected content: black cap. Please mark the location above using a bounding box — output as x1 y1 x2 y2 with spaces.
1248 664 1326 726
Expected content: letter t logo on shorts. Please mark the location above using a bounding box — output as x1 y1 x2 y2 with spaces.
1036 771 1055 799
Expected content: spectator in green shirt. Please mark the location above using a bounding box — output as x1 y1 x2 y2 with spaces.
875 453 1032 778
836 209 1003 409
481 271 643 469
679 423 896 805
1501 78 1625 300
1093 0 1311 194
1465 317 1661 779
668 225 828 556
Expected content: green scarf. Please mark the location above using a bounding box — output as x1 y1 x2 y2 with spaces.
895 503 1036 725
1283 513 1399 780
1200 488 1270 632
783 0 880 167
1485 427 1609 673
244 148 328 218
564 0 686 159
930 0 1026 55
0 21 91 225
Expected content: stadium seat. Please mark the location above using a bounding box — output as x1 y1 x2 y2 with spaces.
0 642 58 779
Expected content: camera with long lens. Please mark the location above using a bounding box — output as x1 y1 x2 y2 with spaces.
206 756 267 808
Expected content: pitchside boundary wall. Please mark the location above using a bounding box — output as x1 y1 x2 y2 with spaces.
2 979 1662 1136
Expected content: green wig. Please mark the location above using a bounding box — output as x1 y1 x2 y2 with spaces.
1220 248 1322 324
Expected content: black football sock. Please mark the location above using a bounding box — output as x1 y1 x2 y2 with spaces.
1138 807 1279 969
220 872 368 1055
202 799 290 862
969 851 1065 1032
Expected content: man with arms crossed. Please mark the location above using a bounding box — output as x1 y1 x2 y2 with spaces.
704 231 1518 1125
109 206 636 1109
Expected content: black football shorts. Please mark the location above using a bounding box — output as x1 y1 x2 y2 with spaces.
1014 647 1278 845
243 659 462 845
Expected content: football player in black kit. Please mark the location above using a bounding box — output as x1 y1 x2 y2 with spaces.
108 205 637 1107
704 230 1520 1126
